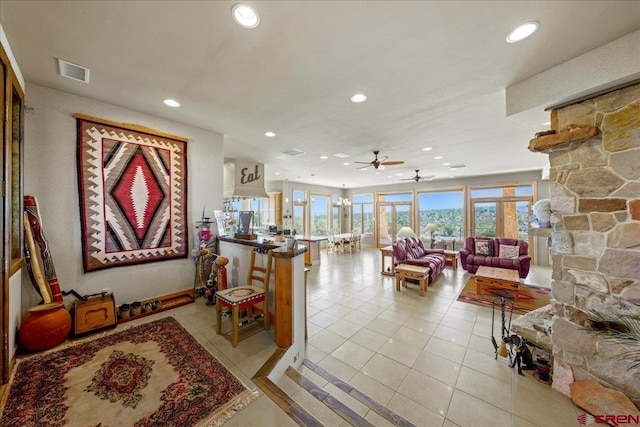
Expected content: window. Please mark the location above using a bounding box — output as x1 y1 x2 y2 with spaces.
332 195 342 231
310 194 329 235
417 189 464 245
470 184 534 241
376 192 412 246
293 204 305 235
351 194 373 235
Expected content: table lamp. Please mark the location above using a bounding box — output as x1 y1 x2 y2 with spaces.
425 223 440 241
396 226 417 240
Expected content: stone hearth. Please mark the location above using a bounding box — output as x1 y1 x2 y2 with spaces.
529 82 640 405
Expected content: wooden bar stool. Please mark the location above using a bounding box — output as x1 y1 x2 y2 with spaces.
215 249 273 347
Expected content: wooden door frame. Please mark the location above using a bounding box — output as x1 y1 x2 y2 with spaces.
1 42 26 384
375 200 413 247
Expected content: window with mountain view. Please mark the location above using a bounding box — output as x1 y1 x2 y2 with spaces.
310 194 329 235
417 189 464 244
470 185 533 241
351 194 373 236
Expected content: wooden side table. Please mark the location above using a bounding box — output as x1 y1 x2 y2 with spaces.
443 250 459 269
395 264 430 296
380 245 395 276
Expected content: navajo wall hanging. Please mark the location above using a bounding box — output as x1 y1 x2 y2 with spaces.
76 114 188 272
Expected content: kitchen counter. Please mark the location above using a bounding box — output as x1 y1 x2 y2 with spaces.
295 235 328 266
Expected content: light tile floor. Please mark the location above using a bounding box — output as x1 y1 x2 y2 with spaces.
130 246 582 426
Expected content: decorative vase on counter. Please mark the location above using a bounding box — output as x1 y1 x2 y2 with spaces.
18 302 72 352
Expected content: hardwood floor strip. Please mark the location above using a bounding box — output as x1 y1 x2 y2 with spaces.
252 376 324 427
252 347 287 380
303 358 416 427
286 367 375 427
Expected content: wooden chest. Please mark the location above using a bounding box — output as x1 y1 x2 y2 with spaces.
72 293 117 336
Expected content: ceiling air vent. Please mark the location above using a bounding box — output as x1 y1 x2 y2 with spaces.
449 164 466 170
281 148 305 157
57 58 90 83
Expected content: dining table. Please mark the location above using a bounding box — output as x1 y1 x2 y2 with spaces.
331 232 360 253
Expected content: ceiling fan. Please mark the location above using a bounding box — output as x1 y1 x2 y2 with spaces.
400 170 435 182
355 150 404 170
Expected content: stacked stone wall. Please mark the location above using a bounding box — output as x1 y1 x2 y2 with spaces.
534 83 640 403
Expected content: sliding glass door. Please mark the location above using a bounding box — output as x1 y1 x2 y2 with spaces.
377 202 411 246
470 185 533 244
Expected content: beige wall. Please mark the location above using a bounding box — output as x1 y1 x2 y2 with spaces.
21 84 224 314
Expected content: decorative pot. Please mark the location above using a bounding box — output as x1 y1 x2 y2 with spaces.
18 302 72 352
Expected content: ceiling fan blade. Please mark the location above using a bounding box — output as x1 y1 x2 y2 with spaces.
356 164 371 170
380 160 404 166
354 161 374 165
377 155 389 163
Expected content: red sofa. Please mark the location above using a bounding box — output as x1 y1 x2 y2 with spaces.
392 237 446 284
460 236 531 279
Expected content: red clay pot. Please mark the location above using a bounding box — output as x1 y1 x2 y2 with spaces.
19 302 72 352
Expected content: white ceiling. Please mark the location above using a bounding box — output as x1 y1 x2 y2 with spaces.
2 1 639 189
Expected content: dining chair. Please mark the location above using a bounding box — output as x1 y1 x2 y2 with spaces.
327 233 337 253
329 229 344 253
352 231 362 251
215 249 273 347
345 230 357 253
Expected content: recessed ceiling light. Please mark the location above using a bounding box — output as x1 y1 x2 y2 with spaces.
265 131 276 137
232 4 260 28
343 162 350 166
350 93 367 103
434 155 443 160
163 99 181 107
506 21 540 43
443 162 451 166
422 147 433 151
543 121 551 126
275 172 280 175
333 152 350 158
320 155 328 160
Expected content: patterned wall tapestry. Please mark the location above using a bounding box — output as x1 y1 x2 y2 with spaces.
76 115 188 272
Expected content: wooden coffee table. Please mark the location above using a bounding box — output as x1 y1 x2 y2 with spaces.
475 266 521 301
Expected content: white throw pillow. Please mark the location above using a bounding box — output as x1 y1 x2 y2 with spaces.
499 244 519 259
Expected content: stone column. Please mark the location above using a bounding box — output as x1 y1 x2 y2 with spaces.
528 83 640 404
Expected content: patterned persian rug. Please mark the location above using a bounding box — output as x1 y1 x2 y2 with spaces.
0 317 255 426
457 276 551 315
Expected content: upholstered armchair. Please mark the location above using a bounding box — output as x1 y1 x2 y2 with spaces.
460 236 531 278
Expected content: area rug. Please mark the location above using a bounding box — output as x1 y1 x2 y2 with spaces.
76 114 188 272
0 317 255 426
457 276 551 315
